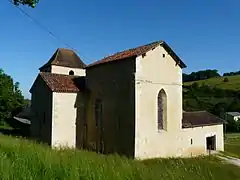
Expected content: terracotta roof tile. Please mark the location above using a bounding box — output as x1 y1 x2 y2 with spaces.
39 72 84 93
87 40 186 68
182 111 225 128
39 48 86 70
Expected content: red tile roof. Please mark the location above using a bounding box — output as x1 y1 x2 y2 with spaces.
39 72 83 93
182 111 225 128
39 48 86 70
87 40 186 68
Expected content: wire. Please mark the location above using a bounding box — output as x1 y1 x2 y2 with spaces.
7 0 91 61
135 79 182 86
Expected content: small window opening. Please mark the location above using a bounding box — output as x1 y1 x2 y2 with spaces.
190 138 193 145
69 70 74 75
162 54 165 58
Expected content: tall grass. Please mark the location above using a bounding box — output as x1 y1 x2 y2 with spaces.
224 133 240 158
0 135 239 180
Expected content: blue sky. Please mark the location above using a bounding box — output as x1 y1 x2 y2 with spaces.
1 0 240 98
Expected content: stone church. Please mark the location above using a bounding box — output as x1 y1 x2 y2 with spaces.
30 40 224 159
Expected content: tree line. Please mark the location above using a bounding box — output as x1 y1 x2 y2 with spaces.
183 69 240 82
0 69 25 126
223 70 240 77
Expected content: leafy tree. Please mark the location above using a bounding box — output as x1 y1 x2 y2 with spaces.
210 102 228 118
12 0 39 8
0 69 25 124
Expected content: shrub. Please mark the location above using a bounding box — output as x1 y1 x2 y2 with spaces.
223 77 229 82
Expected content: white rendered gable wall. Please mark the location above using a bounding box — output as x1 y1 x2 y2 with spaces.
51 65 86 76
134 45 224 159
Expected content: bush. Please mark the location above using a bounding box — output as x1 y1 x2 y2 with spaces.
223 78 229 82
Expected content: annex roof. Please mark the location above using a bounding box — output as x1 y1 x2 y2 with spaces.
33 72 85 93
182 111 225 128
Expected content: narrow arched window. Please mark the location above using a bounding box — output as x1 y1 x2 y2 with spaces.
158 89 167 131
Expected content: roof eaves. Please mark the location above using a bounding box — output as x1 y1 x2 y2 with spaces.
51 89 80 93
182 122 224 129
160 41 187 68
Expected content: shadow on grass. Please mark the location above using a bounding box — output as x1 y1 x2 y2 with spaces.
0 127 30 137
0 118 30 138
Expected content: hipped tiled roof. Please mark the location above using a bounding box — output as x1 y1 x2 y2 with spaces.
87 40 186 68
39 72 85 93
182 111 225 128
39 48 86 70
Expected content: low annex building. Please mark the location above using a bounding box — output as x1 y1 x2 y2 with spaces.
30 41 224 159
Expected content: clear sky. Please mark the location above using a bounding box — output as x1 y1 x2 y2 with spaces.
1 0 240 99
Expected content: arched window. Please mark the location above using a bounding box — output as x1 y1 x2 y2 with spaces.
158 89 167 131
69 70 74 75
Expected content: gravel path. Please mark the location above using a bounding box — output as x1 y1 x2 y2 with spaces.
217 155 240 167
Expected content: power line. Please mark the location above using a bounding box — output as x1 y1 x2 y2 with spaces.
135 79 182 86
7 0 91 61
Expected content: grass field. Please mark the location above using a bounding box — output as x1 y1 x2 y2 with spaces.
0 135 240 180
184 75 240 91
224 133 240 158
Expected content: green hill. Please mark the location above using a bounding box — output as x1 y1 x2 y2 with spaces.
184 75 240 91
183 75 240 132
0 135 240 180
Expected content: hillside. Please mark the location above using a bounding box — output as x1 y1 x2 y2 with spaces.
183 75 240 132
0 135 239 180
184 75 240 91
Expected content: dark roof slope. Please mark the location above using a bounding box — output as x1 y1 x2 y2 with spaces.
39 72 85 93
182 111 225 128
39 48 86 70
87 40 186 68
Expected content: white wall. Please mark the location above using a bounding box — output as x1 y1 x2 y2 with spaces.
181 125 224 154
135 124 224 160
51 65 86 76
52 92 77 148
134 45 224 159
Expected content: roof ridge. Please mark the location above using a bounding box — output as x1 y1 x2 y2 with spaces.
107 40 161 57
86 40 186 68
